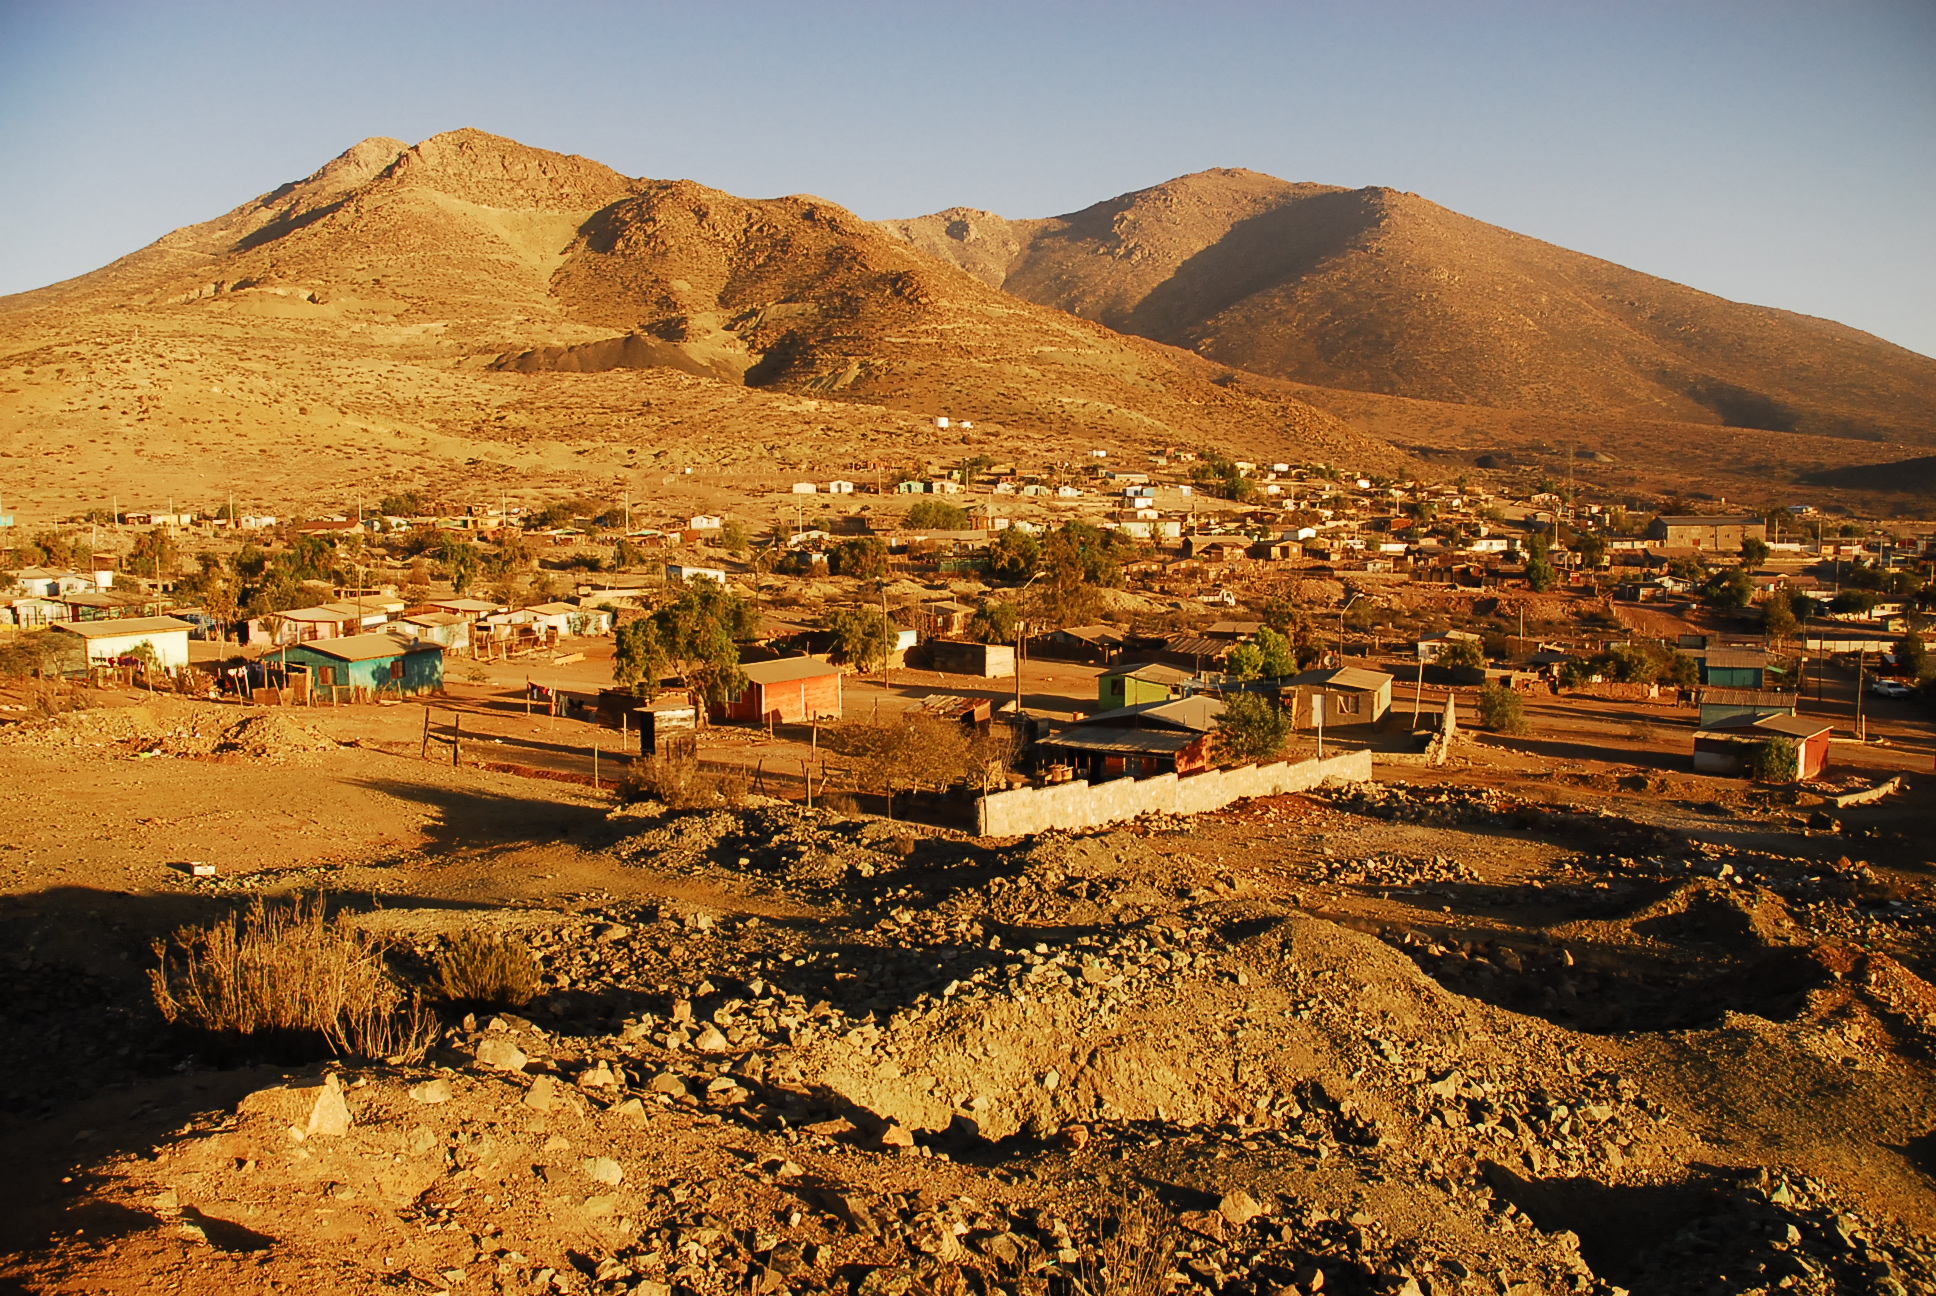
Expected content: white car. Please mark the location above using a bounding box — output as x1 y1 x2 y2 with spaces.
1868 678 1915 700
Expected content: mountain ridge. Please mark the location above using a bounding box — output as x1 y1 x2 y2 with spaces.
884 168 1936 447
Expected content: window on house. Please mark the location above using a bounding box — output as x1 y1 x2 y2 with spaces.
389 659 404 680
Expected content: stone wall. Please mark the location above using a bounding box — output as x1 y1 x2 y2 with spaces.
976 750 1372 837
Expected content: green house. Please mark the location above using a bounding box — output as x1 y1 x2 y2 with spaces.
1097 662 1194 710
276 633 445 698
1698 648 1774 690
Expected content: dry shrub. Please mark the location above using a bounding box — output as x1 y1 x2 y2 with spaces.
435 931 541 1008
820 790 860 816
150 895 433 1062
620 755 749 809
1085 1194 1181 1296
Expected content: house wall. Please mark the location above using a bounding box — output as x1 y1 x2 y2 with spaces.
977 750 1371 836
1098 675 1174 708
71 628 190 669
926 640 1016 678
1701 664 1766 688
284 647 444 696
721 671 842 723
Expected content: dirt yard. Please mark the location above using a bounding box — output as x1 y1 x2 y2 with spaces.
0 686 1932 1296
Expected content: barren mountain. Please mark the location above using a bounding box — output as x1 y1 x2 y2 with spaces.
886 169 1936 446
0 133 1387 520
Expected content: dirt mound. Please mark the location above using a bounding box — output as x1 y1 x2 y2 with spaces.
211 711 335 759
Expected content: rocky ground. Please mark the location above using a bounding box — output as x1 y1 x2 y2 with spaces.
1 697 1933 1296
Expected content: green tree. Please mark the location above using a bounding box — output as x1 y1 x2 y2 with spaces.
957 454 995 484
1703 566 1756 609
987 528 1040 581
1740 536 1770 565
1760 591 1799 639
613 617 670 698
1573 532 1607 568
439 535 478 594
129 529 180 582
1479 682 1530 734
1225 642 1264 680
1667 652 1701 688
611 537 645 569
1830 589 1878 616
1747 736 1799 782
831 536 888 579
828 605 893 673
720 520 751 558
1253 626 1297 677
905 499 969 530
1525 556 1558 592
1895 630 1928 681
637 580 756 706
1438 637 1485 672
1216 693 1293 763
969 600 1021 645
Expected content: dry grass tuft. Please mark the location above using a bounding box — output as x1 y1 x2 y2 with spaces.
434 932 541 1008
619 755 749 809
150 895 433 1062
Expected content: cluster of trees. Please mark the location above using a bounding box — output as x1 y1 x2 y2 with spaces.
612 580 757 704
1191 451 1255 502
1559 643 1700 690
904 499 969 530
822 715 1017 809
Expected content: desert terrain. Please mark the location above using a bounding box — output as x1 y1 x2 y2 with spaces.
3 127 1935 1296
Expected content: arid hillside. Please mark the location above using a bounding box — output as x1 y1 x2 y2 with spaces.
885 169 1936 447
0 132 1388 520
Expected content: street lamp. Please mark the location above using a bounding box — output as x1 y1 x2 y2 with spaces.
1337 593 1360 665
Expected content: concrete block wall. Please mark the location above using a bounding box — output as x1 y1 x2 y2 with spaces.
976 750 1372 836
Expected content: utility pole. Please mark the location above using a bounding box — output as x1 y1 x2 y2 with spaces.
1854 650 1865 741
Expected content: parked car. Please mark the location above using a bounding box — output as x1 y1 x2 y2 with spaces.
1868 678 1914 699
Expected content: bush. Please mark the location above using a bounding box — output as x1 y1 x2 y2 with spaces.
1748 736 1800 782
434 932 541 1008
150 896 433 1062
1479 682 1530 734
1217 692 1293 763
618 755 748 809
904 499 969 530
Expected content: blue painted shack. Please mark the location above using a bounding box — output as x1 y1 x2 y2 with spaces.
1698 648 1776 690
275 633 444 698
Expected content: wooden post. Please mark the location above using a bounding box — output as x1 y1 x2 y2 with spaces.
803 758 813 809
452 712 461 767
593 740 599 791
421 707 430 759
525 675 531 718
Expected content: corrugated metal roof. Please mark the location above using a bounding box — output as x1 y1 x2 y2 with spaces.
53 616 194 639
1037 728 1202 755
287 633 439 662
1076 695 1225 732
740 655 841 685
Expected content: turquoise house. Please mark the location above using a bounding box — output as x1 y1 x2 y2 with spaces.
1698 648 1774 689
276 633 445 698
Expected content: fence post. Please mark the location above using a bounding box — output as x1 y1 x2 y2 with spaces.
593 741 599 791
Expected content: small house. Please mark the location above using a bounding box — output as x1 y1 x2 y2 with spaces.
397 611 473 651
1699 648 1777 690
1097 662 1194 709
925 640 1016 678
716 655 843 724
524 601 614 638
53 616 194 670
1693 714 1832 781
275 633 445 698
1286 666 1395 727
1697 687 1798 728
422 596 504 620
1416 630 1484 663
1036 695 1224 780
666 564 728 585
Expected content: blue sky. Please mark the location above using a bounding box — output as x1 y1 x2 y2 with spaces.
2 0 1931 356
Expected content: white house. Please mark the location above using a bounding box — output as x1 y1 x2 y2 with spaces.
790 482 818 495
53 616 194 670
828 481 856 494
688 515 723 531
666 564 727 585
